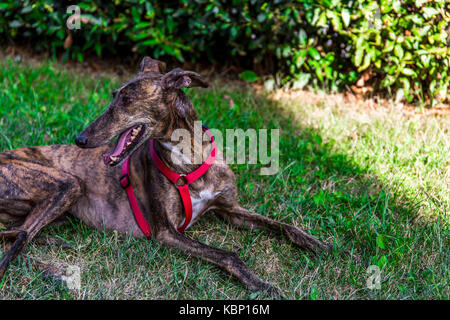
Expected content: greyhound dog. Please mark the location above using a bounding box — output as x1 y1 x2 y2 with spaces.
0 57 331 296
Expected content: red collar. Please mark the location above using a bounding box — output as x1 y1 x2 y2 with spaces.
120 126 217 238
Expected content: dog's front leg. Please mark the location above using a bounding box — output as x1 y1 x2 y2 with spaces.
154 226 283 297
216 206 332 253
0 178 83 280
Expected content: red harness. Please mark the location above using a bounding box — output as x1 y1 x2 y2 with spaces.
120 126 216 238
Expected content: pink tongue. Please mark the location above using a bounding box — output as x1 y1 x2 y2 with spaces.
107 127 134 157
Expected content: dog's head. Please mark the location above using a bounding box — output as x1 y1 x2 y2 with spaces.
75 56 208 166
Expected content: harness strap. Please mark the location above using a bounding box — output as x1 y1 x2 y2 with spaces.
176 184 193 233
120 125 216 237
120 158 152 238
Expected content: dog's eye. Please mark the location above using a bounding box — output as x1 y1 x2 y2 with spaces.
121 96 134 105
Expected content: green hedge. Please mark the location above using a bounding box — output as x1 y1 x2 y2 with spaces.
1 0 448 106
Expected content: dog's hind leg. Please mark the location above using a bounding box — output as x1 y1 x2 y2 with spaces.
0 179 82 280
0 230 27 279
154 226 283 297
216 206 332 253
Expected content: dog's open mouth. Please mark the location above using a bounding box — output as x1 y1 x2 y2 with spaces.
103 125 145 166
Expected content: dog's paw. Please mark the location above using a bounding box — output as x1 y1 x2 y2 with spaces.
258 283 286 300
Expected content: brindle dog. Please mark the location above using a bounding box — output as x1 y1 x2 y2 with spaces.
0 57 331 296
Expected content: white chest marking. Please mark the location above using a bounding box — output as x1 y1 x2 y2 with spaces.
179 189 218 229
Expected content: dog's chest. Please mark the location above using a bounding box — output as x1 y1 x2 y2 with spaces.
183 189 218 229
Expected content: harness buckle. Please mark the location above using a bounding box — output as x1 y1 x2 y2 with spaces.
120 174 131 189
176 174 187 186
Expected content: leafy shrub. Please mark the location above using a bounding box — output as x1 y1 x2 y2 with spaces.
315 0 450 105
0 0 448 106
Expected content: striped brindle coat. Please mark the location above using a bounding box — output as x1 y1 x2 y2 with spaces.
0 57 331 296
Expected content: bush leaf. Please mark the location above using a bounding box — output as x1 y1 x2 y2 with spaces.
239 70 260 83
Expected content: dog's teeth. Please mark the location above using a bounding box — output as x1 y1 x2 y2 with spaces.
110 156 118 162
133 127 141 134
126 142 132 146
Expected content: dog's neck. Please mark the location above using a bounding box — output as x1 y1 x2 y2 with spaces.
151 94 212 174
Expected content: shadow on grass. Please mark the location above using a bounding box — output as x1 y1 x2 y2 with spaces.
0 60 447 299
191 83 448 298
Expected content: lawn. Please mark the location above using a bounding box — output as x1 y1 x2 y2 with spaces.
0 56 448 299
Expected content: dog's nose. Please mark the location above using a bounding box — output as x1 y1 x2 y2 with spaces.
75 135 88 147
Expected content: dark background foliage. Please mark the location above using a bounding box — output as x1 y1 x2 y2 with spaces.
1 0 449 106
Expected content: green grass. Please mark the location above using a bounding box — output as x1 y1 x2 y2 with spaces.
0 57 448 299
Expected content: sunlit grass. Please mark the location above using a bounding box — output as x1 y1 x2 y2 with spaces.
0 57 448 299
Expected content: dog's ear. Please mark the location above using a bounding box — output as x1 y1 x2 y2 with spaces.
139 56 166 74
161 68 208 90
161 68 208 118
